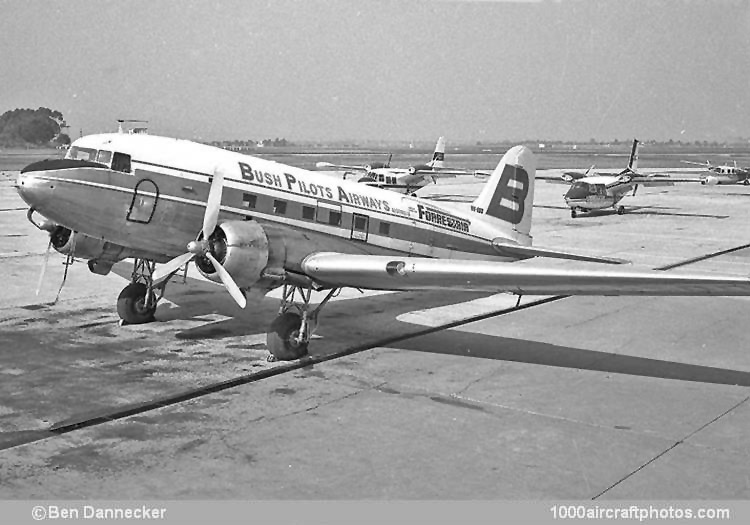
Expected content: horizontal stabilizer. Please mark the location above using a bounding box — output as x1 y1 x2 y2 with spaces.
491 241 629 265
301 252 750 295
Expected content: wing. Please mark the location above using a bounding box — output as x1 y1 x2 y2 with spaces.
534 169 584 184
315 161 368 172
629 173 704 185
413 168 466 177
301 253 750 296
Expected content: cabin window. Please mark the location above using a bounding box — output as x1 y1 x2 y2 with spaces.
379 222 390 235
96 150 112 165
111 152 131 173
273 199 287 215
378 174 385 182
302 205 316 220
127 179 159 223
242 193 257 208
388 176 396 184
316 201 342 226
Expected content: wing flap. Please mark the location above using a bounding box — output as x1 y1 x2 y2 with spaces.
301 253 750 296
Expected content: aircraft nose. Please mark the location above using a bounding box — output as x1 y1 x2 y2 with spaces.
16 166 55 209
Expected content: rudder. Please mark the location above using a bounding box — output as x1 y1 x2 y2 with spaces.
471 145 536 241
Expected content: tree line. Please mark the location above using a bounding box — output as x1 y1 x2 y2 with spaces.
0 107 70 147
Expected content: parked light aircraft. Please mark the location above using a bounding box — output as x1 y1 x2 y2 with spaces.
538 139 699 218
316 137 470 195
17 133 750 361
680 160 750 185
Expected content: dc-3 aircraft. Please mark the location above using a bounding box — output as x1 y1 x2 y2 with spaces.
17 133 750 361
680 160 750 185
315 136 471 195
538 139 700 218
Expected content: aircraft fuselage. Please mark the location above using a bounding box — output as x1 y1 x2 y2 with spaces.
17 134 524 281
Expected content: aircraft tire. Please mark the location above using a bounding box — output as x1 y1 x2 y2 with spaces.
267 312 309 361
617 206 625 215
744 179 749 186
571 209 577 218
116 283 156 324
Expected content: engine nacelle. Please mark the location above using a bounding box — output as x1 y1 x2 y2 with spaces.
50 226 127 260
702 176 719 186
408 164 431 176
195 220 270 289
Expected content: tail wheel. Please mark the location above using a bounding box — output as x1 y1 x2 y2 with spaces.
117 283 157 324
267 312 308 361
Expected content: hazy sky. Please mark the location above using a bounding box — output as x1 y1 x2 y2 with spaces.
2 0 749 143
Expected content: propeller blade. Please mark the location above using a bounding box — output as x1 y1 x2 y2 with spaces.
203 167 224 239
152 252 195 284
35 239 52 296
205 252 247 308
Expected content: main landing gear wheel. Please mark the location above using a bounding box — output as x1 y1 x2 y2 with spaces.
744 179 749 186
617 206 625 215
117 283 157 324
267 312 308 361
570 208 577 218
266 284 339 361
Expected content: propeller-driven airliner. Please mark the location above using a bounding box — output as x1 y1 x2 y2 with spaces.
17 133 750 361
316 137 471 195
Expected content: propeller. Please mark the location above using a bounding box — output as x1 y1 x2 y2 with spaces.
35 238 53 296
152 167 247 308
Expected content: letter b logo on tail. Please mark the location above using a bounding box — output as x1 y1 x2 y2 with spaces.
485 164 529 224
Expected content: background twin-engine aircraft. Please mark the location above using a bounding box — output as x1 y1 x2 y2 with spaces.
316 136 472 195
16 132 750 361
536 139 703 217
680 159 750 186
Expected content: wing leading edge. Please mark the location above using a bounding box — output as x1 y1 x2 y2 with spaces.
301 253 750 296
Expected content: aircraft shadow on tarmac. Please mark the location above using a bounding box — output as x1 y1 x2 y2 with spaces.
391 329 750 387
164 283 489 342
564 206 728 219
159 278 750 388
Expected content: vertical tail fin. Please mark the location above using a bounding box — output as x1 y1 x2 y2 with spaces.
471 145 536 242
626 139 640 171
429 136 445 168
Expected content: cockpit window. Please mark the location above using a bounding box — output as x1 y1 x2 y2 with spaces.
111 152 132 173
66 146 98 161
96 150 112 166
566 181 606 200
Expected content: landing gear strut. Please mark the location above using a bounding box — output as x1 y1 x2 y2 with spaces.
116 259 166 324
266 284 339 361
